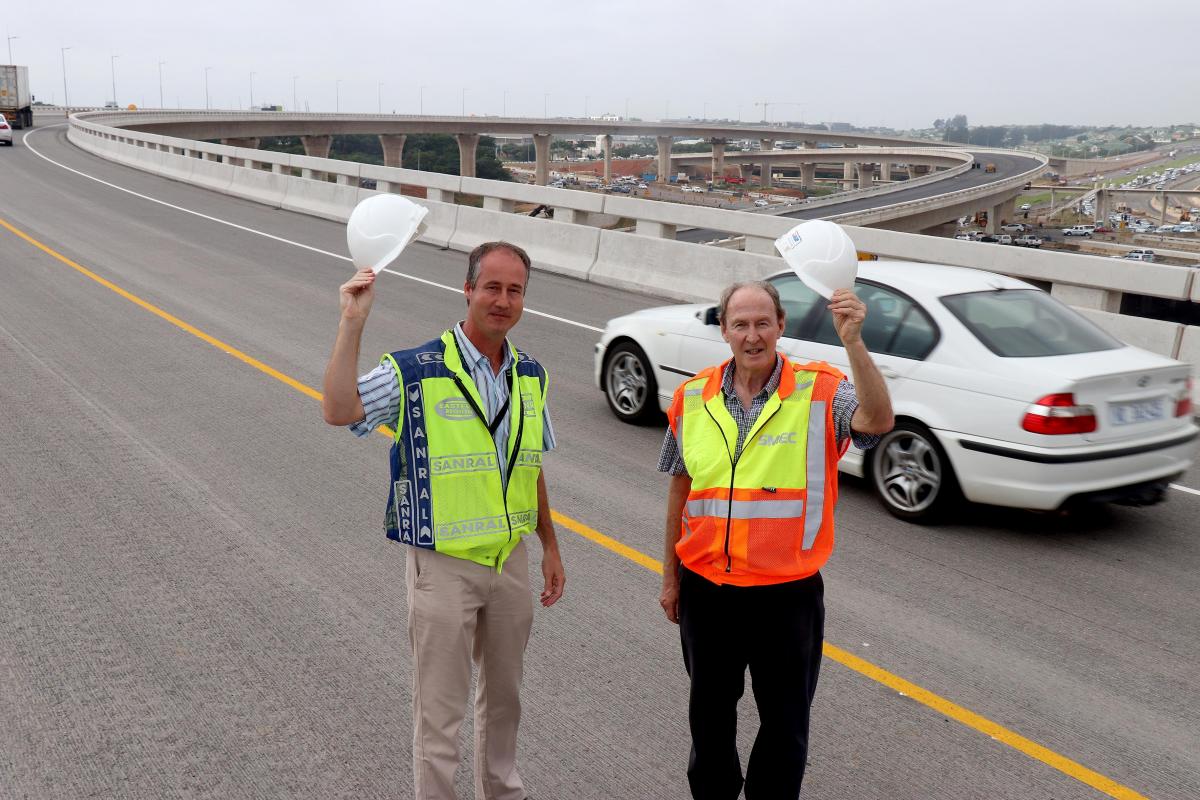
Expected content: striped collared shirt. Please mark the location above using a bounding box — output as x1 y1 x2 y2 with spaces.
656 355 876 477
351 324 556 487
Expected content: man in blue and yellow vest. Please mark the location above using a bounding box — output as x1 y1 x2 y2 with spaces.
657 280 893 799
323 241 565 800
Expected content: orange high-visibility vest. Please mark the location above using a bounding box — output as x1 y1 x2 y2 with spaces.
667 355 848 587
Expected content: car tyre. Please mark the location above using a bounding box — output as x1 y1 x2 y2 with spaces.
868 420 961 523
603 341 660 425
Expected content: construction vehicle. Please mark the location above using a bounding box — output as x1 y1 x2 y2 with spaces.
0 65 32 129
984 163 997 173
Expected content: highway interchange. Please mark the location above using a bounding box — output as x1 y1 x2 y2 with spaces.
1 125 1198 799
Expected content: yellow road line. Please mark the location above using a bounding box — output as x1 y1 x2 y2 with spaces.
0 215 1148 800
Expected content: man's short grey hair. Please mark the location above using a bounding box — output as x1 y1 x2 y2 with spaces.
717 280 785 324
466 241 532 289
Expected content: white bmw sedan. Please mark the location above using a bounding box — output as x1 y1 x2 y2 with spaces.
594 261 1197 521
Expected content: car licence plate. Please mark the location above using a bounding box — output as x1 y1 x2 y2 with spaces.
1110 398 1164 426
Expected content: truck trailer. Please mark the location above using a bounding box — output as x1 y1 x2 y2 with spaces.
0 65 33 129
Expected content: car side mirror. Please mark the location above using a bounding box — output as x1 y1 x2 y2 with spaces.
703 306 719 326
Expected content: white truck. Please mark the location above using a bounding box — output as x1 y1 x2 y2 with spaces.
0 65 32 129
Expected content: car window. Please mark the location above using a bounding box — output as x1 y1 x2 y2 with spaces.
769 274 825 339
941 289 1121 357
809 282 938 359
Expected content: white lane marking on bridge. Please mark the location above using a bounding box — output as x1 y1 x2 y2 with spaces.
1170 483 1200 496
21 126 604 334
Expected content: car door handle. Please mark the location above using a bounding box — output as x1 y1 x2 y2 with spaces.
879 365 901 379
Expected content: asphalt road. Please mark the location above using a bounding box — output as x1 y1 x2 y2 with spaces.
677 151 1044 243
2 126 1198 800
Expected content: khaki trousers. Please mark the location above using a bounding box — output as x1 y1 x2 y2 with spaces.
406 539 534 800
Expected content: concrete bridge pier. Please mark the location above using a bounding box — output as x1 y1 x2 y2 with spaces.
656 136 673 183
300 135 332 180
710 138 726 183
800 162 815 190
843 162 856 191
380 134 407 168
601 134 613 184
910 164 929 179
301 135 331 159
993 196 1016 229
533 133 551 185
456 133 480 178
858 163 873 189
880 162 892 182
222 137 259 168
759 138 775 188
1094 189 1109 225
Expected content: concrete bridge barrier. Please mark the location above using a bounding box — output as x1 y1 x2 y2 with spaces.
449 206 600 281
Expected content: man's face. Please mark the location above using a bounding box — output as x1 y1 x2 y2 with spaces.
464 250 527 339
721 287 784 373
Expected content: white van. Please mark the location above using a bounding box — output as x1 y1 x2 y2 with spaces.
1062 224 1094 237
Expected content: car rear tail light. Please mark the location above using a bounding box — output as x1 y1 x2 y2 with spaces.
1022 393 1097 435
1177 378 1194 417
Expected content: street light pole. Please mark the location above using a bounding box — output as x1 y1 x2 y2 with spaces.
158 61 165 108
249 71 255 109
292 75 298 112
461 86 466 116
419 85 425 115
584 95 589 119
6 35 17 64
502 89 508 117
543 91 548 118
110 54 118 107
335 79 341 113
60 47 71 111
378 82 383 114
204 66 212 109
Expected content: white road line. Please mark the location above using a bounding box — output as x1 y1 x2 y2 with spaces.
1170 483 1200 496
20 125 604 334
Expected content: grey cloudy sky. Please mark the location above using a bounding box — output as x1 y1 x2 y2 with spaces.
7 0 1198 129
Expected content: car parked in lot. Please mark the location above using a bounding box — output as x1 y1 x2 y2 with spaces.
1063 225 1094 237
1020 203 1032 211
594 262 1196 521
0 116 12 146
1000 223 1028 233
1014 235 1044 247
1093 225 1114 234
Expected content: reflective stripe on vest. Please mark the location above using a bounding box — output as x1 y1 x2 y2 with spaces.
382 331 547 571
668 355 845 587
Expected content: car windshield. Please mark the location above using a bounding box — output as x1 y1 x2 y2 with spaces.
941 289 1122 357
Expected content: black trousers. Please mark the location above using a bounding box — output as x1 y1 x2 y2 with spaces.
678 566 825 800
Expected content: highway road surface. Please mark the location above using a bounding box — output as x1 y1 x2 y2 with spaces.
1 125 1198 800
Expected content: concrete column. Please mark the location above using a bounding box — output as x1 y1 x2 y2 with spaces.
427 188 454 203
533 133 552 186
910 164 929 179
636 219 676 239
601 134 613 184
656 135 672 183
483 196 515 212
858 163 873 189
271 162 287 175
880 162 892 182
221 137 259 168
710 138 726 183
301 135 331 159
456 133 480 178
379 134 407 168
1051 284 1121 313
842 161 855 191
336 173 355 186
992 196 1016 229
800 162 815 189
553 207 580 224
1094 189 1108 225
759 138 775 188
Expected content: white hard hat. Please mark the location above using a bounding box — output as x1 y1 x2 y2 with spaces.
346 194 429 273
773 220 858 299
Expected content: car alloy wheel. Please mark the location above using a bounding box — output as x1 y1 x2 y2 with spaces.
604 342 659 424
870 421 959 522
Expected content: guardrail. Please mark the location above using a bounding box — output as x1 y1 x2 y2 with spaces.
66 113 1199 401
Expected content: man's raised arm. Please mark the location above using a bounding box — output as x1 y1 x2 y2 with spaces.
322 267 375 426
